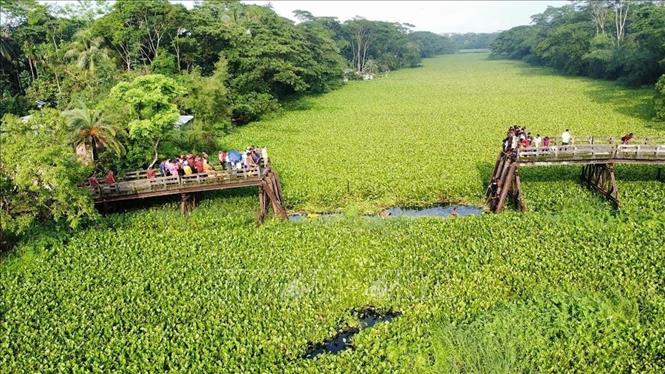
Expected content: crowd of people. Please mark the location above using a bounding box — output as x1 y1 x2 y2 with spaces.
88 170 116 187
155 146 267 178
88 146 268 187
502 125 556 152
502 125 636 153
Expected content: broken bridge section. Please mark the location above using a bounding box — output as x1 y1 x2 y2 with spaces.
86 161 287 223
487 137 665 213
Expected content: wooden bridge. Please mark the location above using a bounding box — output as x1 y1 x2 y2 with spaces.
87 162 287 223
486 136 665 212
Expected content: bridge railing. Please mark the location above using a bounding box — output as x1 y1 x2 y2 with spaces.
531 136 665 146
88 165 264 200
517 144 665 162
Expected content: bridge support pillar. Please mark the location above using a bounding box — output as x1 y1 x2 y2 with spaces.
488 153 525 213
581 164 619 208
491 163 526 213
180 193 196 215
257 168 288 223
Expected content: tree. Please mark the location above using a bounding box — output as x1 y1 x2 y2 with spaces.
589 0 610 35
64 29 109 75
346 18 373 73
63 102 124 165
93 0 179 70
408 31 456 57
108 74 183 167
177 56 231 146
0 109 97 241
612 0 631 46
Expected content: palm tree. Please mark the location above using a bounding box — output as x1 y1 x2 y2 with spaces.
64 30 108 75
63 103 124 166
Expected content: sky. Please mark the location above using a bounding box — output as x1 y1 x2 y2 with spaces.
242 1 569 34
36 1 569 34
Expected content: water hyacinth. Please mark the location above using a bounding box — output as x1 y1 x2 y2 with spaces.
1 54 664 372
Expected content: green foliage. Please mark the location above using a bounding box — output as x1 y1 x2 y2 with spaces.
109 74 182 140
491 2 665 86
106 74 183 167
408 31 456 58
150 48 177 75
0 109 96 237
655 74 665 121
430 292 663 372
0 199 663 371
449 32 498 50
176 57 230 149
62 102 125 164
0 52 664 372
341 19 421 73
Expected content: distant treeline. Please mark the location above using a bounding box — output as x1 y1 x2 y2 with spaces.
448 32 498 50
0 0 465 123
490 1 665 87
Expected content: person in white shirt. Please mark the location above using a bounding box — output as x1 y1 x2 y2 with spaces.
533 134 542 148
561 129 571 145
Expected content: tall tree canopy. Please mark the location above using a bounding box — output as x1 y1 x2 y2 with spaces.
0 109 96 241
490 1 665 86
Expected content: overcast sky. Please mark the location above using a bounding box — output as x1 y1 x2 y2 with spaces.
243 1 568 33
39 1 569 34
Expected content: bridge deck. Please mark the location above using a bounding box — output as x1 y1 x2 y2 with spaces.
89 166 265 203
516 143 665 166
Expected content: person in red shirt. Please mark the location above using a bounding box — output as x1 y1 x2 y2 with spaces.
105 170 116 185
146 167 156 179
194 157 205 173
89 174 99 187
621 133 634 144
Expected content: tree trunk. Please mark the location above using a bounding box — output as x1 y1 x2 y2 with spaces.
174 39 181 72
91 136 98 163
149 138 160 168
27 58 36 81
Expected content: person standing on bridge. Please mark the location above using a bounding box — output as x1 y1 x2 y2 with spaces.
105 170 116 185
511 132 519 150
621 133 634 144
89 173 99 187
146 167 156 180
183 161 193 175
218 150 228 170
159 160 167 177
561 129 571 145
533 134 542 148
194 157 205 174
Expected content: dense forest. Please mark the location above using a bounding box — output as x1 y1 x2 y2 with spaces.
490 0 665 118
0 1 457 121
0 0 457 241
448 32 498 50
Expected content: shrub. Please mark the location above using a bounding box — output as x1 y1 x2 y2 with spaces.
655 74 665 121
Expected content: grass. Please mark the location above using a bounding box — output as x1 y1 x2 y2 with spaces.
1 54 664 372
